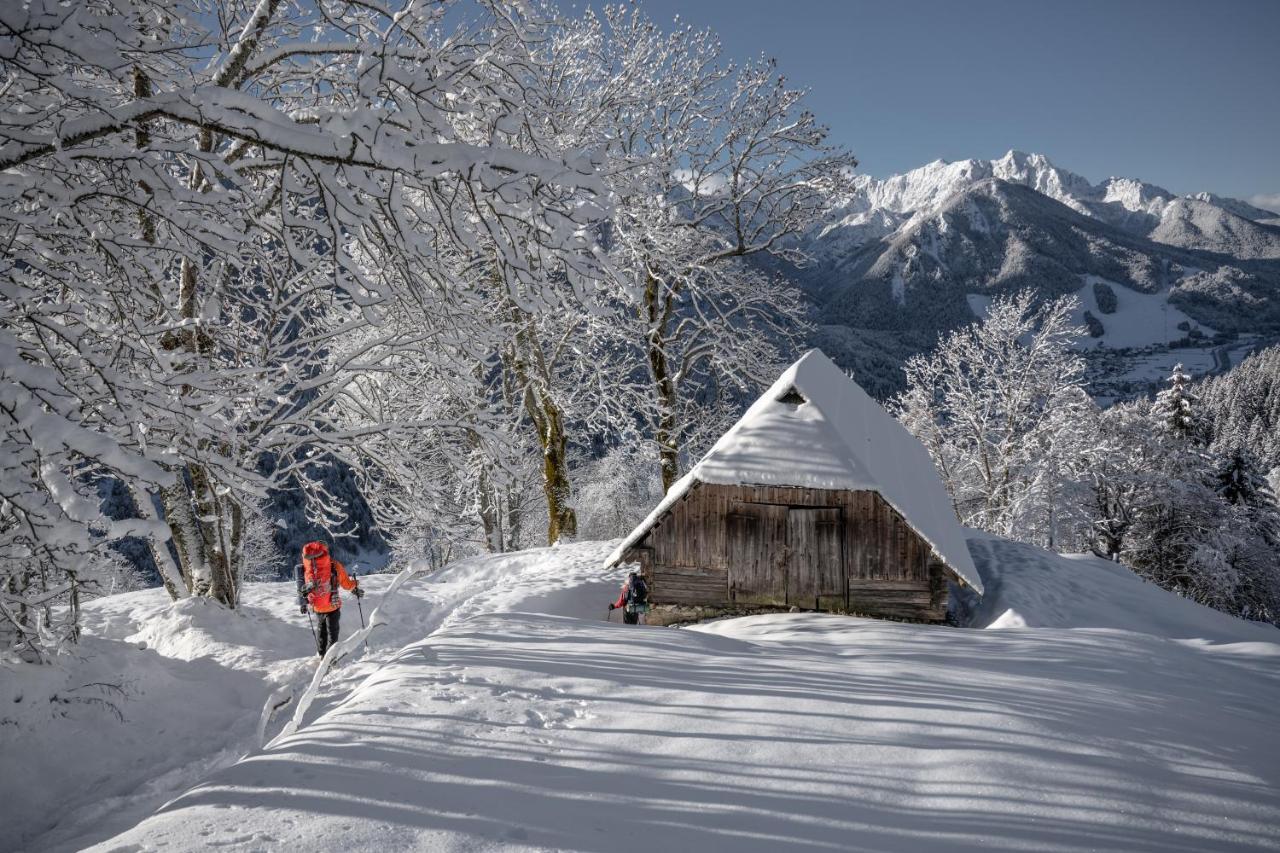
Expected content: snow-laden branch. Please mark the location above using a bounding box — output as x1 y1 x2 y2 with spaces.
0 88 604 198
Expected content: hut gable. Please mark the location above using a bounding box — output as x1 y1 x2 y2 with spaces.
606 349 982 594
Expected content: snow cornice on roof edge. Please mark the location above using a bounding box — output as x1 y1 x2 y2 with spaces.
604 349 983 594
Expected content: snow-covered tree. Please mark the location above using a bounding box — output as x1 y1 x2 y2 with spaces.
338 5 854 552
1201 344 1280 472
0 0 608 656
900 303 1280 624
1151 363 1210 444
549 7 852 491
1215 446 1273 508
1080 402 1153 561
574 442 664 541
1092 372 1280 623
894 291 1095 546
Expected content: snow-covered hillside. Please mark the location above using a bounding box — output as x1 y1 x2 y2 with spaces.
796 151 1280 399
1 546 619 853
6 538 1277 853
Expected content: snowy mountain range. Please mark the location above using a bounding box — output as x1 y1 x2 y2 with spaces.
810 150 1280 265
793 151 1280 397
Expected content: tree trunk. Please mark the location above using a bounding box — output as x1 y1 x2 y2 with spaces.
642 272 681 492
538 396 577 543
505 482 524 551
190 462 238 608
161 475 208 595
653 389 680 493
164 123 244 606
503 305 578 545
132 66 156 247
129 483 186 599
473 445 504 552
131 63 189 599
227 498 244 604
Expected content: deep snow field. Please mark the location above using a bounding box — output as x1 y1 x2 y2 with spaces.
3 538 1278 853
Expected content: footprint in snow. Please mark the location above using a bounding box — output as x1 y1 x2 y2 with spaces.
430 690 469 703
525 708 551 728
560 702 593 727
525 702 592 729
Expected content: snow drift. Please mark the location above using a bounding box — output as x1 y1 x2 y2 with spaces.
4 536 1261 853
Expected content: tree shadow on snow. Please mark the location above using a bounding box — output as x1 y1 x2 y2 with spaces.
146 612 1280 853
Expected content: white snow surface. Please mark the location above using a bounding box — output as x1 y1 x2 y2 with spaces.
606 349 981 591
1070 276 1213 349
965 530 1279 642
33 535 1276 853
0 547 618 853
969 279 1213 351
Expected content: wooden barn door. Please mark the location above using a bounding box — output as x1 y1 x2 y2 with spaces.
727 503 787 605
786 508 845 610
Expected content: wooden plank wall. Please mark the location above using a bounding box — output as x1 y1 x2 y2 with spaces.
625 483 948 622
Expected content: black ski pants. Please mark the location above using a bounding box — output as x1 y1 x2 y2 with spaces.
623 609 639 625
316 609 341 657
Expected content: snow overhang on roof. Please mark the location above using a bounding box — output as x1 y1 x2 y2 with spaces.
604 349 983 594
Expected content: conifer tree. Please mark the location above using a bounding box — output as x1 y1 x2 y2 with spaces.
1151 363 1209 444
1216 446 1272 507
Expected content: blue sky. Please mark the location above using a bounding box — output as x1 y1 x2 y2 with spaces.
600 0 1280 208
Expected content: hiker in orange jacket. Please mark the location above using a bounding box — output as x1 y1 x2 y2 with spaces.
297 541 362 657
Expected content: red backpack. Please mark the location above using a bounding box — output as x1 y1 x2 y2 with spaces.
302 541 339 611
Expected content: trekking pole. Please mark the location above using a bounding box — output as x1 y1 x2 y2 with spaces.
295 562 317 650
355 573 368 652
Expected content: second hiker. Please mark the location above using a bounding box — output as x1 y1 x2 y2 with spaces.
608 570 650 625
297 540 363 657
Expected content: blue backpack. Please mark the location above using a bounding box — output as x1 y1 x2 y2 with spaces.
625 576 650 613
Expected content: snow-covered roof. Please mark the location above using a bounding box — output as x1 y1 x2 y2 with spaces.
604 349 983 592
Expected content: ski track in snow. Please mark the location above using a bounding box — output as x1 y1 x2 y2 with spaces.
5 539 1280 853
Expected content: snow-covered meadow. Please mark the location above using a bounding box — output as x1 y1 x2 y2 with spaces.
4 539 1277 853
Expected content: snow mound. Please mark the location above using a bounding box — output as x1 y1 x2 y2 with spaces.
3 542 623 853
91 597 1280 853
967 531 1278 644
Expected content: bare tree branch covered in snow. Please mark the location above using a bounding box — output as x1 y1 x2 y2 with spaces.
0 0 608 658
894 291 1095 547
557 6 854 491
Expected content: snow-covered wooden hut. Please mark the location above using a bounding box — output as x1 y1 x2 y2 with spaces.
604 349 982 623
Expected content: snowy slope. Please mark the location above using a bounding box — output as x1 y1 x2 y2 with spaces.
966 531 1280 643
1148 197 1280 259
1 545 616 853
970 272 1218 354
0 576 435 853
59 536 1280 853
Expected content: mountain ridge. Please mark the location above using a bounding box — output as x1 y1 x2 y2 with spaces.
814 150 1280 258
790 151 1280 399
